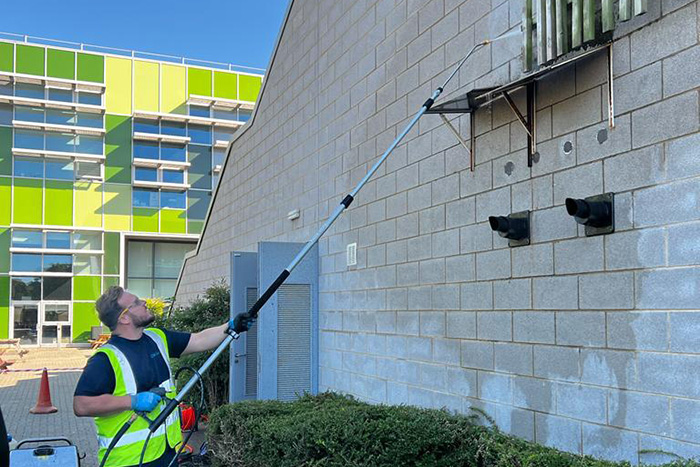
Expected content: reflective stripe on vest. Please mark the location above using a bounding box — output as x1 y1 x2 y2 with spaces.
94 329 182 466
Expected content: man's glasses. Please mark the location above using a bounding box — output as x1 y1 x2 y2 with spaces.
120 298 145 319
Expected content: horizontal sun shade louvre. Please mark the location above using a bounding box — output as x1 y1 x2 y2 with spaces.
245 287 258 397
277 284 312 402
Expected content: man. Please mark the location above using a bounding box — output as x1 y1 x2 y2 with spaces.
74 286 254 467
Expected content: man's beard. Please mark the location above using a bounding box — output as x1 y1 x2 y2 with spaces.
132 312 155 328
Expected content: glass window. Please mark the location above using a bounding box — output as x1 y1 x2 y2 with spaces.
43 276 71 300
77 112 103 129
160 143 186 162
154 243 193 278
43 254 72 273
13 156 43 178
134 119 159 134
46 232 71 249
14 129 44 150
134 141 159 160
161 121 186 137
0 81 12 96
12 254 42 272
133 188 159 208
161 191 186 209
214 127 236 143
162 170 184 185
187 145 212 189
238 109 252 122
73 232 101 250
45 158 74 180
212 108 237 121
12 230 42 248
126 240 195 299
0 103 12 125
213 148 226 167
46 133 76 153
15 83 44 100
15 106 44 123
12 277 41 301
188 124 211 144
48 88 73 103
74 255 101 275
76 135 103 155
77 92 101 106
14 304 39 345
127 242 153 277
189 105 210 118
44 304 69 322
46 109 76 126
187 190 211 220
135 167 158 182
75 161 102 179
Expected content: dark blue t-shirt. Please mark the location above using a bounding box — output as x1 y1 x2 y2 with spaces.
74 328 191 397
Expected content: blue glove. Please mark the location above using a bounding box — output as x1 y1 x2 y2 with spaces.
230 313 256 334
131 392 161 412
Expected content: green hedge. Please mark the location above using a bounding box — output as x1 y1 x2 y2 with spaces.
206 393 699 467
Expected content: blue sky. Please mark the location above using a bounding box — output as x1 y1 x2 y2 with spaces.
0 0 289 71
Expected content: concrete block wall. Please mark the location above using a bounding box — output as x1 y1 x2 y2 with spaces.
176 0 700 463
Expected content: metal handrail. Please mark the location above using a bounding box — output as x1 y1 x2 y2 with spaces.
0 31 266 75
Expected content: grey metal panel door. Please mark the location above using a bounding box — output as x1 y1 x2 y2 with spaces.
229 251 258 402
257 242 319 401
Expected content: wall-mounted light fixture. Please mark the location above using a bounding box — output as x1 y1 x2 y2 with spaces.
565 193 614 236
287 209 301 221
488 211 530 247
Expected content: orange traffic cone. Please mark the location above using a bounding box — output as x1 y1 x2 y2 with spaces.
30 368 58 414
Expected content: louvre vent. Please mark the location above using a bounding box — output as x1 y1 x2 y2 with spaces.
277 283 311 401
245 287 258 397
346 242 357 266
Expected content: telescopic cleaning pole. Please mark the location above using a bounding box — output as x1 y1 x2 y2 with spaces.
148 28 519 437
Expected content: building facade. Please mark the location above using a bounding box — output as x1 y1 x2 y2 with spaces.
176 0 700 463
0 36 263 345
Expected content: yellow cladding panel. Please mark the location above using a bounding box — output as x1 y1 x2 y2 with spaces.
106 57 132 115
104 183 131 231
74 181 103 227
162 64 187 114
135 61 159 112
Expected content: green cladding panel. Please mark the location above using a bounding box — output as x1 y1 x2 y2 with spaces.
16 45 45 76
214 72 237 100
104 232 120 275
188 68 212 96
77 53 104 83
133 208 159 232
0 177 10 225
44 180 73 226
13 178 43 225
105 115 132 183
0 276 9 339
161 209 186 233
0 42 12 73
103 276 119 291
74 275 101 301
0 229 9 273
239 74 262 102
73 302 99 343
47 49 75 80
0 126 11 176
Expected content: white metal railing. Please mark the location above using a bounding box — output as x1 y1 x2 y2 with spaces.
0 31 266 75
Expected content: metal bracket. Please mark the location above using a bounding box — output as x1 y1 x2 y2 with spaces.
439 114 474 171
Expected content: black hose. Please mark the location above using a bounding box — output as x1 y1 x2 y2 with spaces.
98 414 137 467
138 429 154 466
165 366 206 467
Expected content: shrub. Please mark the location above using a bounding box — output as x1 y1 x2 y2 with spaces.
206 393 700 467
155 279 230 412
